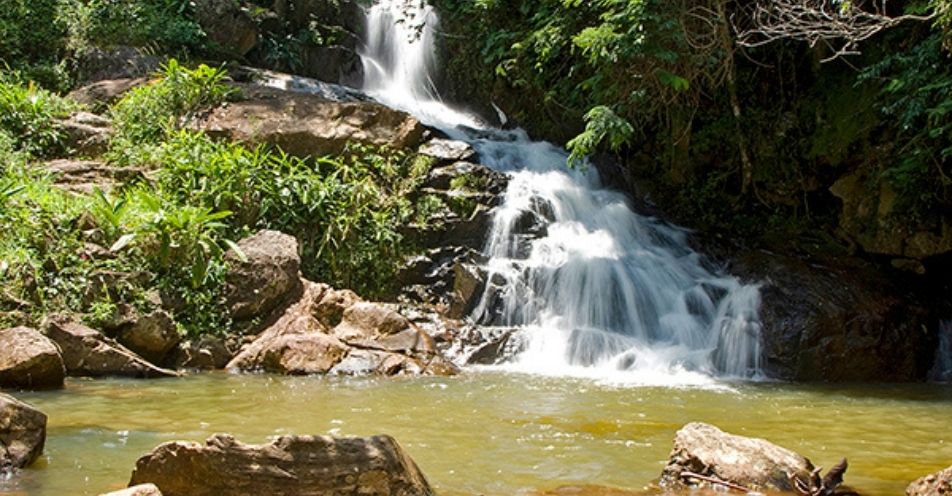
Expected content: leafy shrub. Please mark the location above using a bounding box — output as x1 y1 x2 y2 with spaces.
57 0 206 55
156 131 435 297
0 74 79 156
108 60 235 163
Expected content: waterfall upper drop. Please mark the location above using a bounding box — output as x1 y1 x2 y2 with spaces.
360 0 764 382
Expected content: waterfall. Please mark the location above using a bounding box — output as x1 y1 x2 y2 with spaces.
932 321 952 382
360 0 764 382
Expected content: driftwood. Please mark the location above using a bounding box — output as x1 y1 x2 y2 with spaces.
791 458 852 496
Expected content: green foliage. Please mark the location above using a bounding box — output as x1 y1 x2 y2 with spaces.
567 106 634 163
0 74 79 156
56 0 205 55
0 0 66 71
155 131 435 297
108 60 235 163
859 32 952 218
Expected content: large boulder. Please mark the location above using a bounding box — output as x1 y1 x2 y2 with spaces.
0 327 66 390
660 422 813 492
193 0 258 56
43 318 179 378
128 433 435 496
0 393 47 470
195 86 426 158
225 230 303 321
907 465 952 496
75 46 161 84
728 250 935 381
116 310 182 365
68 78 148 112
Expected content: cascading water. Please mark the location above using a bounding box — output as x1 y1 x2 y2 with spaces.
360 0 764 383
932 320 952 382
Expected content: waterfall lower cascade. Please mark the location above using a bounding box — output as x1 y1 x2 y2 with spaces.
360 0 764 383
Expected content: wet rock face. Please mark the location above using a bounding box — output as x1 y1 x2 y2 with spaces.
728 251 935 381
907 465 952 496
225 230 303 321
195 86 426 158
660 422 813 492
43 317 179 379
128 433 435 496
0 326 66 390
0 393 47 471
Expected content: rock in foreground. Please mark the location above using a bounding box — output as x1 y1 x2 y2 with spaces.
660 422 813 492
0 393 47 470
99 483 163 496
907 465 952 496
0 326 66 390
129 433 434 496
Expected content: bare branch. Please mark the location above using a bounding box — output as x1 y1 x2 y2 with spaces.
734 0 935 62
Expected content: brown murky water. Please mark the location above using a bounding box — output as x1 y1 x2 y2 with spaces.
4 371 952 495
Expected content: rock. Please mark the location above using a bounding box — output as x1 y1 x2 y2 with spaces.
193 0 258 56
258 332 350 375
448 262 485 319
0 393 47 470
75 46 161 84
43 317 179 378
660 422 813 492
333 302 414 342
116 310 181 365
729 250 935 381
99 483 163 496
227 281 345 374
167 337 233 370
418 139 476 164
299 45 363 86
831 168 952 261
0 327 66 390
313 287 361 328
464 327 528 365
225 230 303 321
68 78 148 111
43 159 148 195
128 433 434 496
907 465 952 496
228 281 457 377
61 111 112 157
196 86 426 157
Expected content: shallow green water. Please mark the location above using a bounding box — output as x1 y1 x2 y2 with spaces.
4 372 952 495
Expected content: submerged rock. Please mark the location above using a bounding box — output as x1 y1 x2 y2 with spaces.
128 433 435 496
660 422 813 492
907 465 952 496
0 326 66 390
0 393 47 470
225 230 303 321
196 86 426 157
43 317 179 379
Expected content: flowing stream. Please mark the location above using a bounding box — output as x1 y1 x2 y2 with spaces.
361 0 762 383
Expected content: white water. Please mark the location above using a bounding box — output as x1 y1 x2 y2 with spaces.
932 320 952 382
360 0 764 384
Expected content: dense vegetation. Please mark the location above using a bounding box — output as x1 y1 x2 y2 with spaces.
0 59 438 336
434 0 952 254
